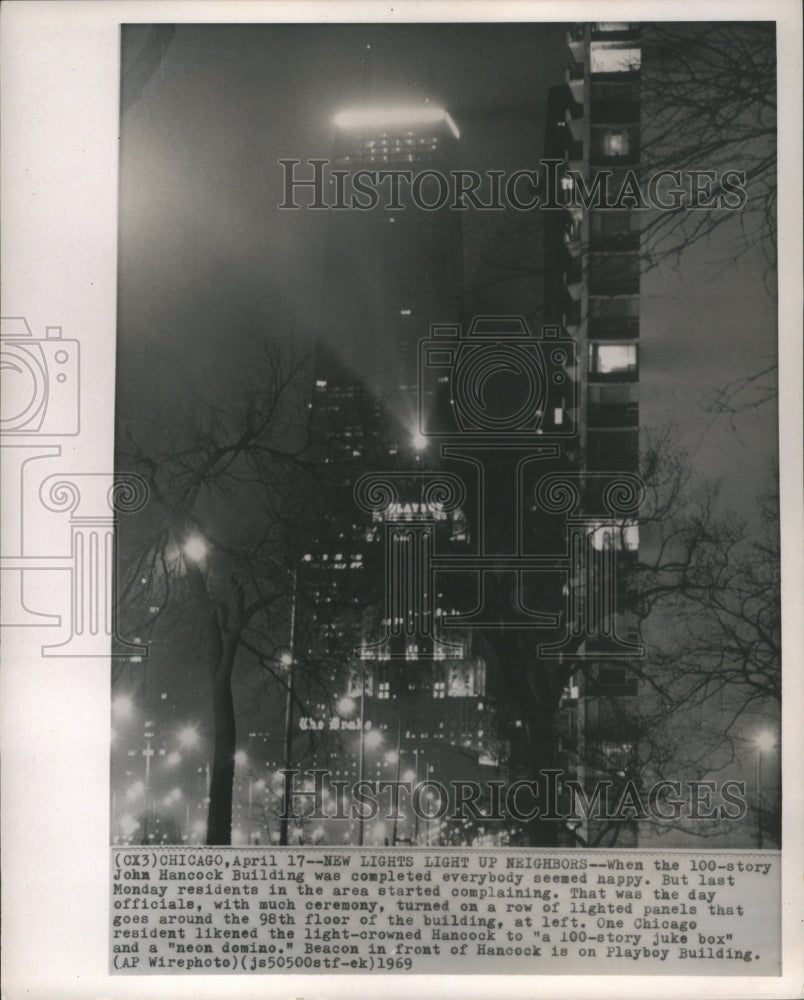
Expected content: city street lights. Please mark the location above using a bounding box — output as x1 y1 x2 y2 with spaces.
386 709 404 845
337 670 384 846
360 727 384 844
182 538 298 846
112 693 134 722
142 723 155 842
754 730 775 849
178 725 200 749
402 748 422 844
113 700 205 843
181 534 208 564
276 565 297 847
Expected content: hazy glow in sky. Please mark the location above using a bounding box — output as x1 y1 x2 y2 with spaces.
333 104 460 138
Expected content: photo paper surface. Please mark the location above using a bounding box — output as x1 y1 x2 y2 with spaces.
1 3 802 998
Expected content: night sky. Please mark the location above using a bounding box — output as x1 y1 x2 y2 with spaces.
113 22 779 843
117 22 776 515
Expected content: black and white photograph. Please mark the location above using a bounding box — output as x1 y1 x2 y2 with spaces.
1 2 802 996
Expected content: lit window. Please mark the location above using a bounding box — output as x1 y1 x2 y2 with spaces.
378 682 390 700
601 129 630 156
590 44 641 74
590 343 637 373
433 682 446 699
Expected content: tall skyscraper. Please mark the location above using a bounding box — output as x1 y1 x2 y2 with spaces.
265 103 504 847
543 22 643 846
320 104 465 433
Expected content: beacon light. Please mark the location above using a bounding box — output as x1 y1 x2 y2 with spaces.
333 104 460 140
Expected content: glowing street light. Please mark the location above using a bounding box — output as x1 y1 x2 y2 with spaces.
112 694 134 721
754 730 775 754
276 564 298 847
182 535 208 563
338 666 375 846
753 730 776 849
126 780 145 801
411 430 429 452
119 813 139 840
364 728 384 751
178 725 200 749
338 696 357 716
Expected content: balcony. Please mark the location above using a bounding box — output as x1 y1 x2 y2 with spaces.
589 252 639 297
562 297 583 334
589 279 639 297
589 230 640 253
565 62 586 103
563 227 583 256
564 255 585 301
567 25 587 63
590 99 640 125
590 23 640 42
564 107 585 143
587 675 639 698
588 315 640 339
587 402 639 428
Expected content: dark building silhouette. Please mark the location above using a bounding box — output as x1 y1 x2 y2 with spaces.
252 103 506 847
545 22 643 846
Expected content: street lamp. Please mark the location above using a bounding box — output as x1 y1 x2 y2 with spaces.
178 725 200 749
349 666 368 846
364 728 384 751
142 724 155 842
182 535 208 564
401 749 422 843
338 668 384 846
754 730 775 849
358 725 384 844
112 694 134 722
277 565 298 847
